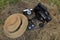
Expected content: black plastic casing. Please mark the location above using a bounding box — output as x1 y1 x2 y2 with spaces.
33 3 52 22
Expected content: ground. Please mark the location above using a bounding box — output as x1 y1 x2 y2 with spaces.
0 0 60 40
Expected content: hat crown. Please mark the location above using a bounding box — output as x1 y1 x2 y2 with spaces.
5 15 17 26
4 14 21 32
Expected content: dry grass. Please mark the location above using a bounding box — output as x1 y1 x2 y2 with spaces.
0 0 60 40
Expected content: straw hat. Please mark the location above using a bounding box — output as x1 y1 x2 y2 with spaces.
3 13 28 38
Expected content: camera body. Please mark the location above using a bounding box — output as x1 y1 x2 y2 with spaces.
33 3 52 22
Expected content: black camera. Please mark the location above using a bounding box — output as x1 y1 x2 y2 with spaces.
23 3 52 29
33 3 52 22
